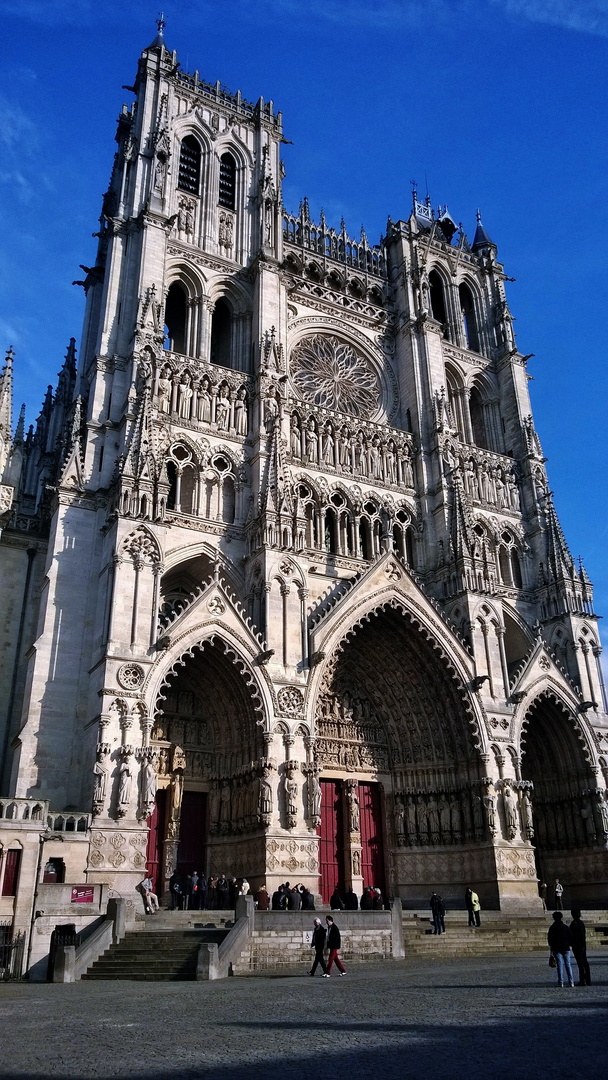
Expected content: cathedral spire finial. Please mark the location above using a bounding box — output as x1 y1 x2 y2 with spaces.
156 11 166 37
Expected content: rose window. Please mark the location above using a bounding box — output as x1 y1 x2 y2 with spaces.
290 335 380 418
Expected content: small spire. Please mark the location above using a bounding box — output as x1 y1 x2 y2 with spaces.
14 403 25 443
146 11 167 51
156 11 166 37
472 209 495 252
0 346 15 439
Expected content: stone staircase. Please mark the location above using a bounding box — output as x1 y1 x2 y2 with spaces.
402 910 608 957
82 911 233 981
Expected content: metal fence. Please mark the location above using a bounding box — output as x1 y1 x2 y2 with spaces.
0 922 25 980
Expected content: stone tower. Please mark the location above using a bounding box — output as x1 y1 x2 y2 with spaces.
1 22 607 920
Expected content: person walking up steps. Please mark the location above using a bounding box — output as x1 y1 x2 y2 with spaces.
569 909 591 986
325 915 346 976
309 917 328 976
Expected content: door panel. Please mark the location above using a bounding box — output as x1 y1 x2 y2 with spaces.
145 789 166 895
318 779 345 904
358 781 386 897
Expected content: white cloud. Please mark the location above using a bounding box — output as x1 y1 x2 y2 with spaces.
489 0 608 36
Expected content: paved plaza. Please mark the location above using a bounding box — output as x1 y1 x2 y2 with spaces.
0 953 606 1080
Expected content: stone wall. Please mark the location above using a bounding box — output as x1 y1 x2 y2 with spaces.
241 910 393 971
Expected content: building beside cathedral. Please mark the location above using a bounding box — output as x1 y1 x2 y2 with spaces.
0 23 607 975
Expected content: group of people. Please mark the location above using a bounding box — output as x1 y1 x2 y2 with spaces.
547 909 591 987
429 887 481 934
330 885 384 910
168 871 250 911
265 882 316 910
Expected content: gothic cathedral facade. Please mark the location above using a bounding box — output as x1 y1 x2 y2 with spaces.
1 27 607 932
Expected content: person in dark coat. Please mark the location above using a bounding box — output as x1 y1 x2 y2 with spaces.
289 886 302 910
301 886 315 911
271 887 283 910
548 910 574 987
229 877 238 909
570 909 591 985
430 892 445 935
330 887 345 910
207 875 217 909
256 885 270 910
169 871 181 910
345 887 358 910
372 887 383 910
464 887 475 927
190 871 202 910
309 917 328 976
182 874 193 911
325 915 346 975
360 886 373 910
216 874 230 909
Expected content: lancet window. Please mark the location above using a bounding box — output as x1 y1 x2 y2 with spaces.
177 135 202 196
219 153 236 210
165 444 239 525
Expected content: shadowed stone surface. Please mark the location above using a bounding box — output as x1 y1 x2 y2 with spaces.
0 953 606 1079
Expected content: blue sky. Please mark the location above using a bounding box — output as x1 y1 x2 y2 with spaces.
2 0 607 657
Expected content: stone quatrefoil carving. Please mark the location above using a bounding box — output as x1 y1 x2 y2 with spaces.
290 335 380 419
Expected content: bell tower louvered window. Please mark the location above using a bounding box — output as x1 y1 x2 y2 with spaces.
178 135 201 195
219 153 236 210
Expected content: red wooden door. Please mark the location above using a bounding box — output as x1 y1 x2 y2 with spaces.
358 782 386 897
177 791 207 878
318 779 345 904
145 789 166 895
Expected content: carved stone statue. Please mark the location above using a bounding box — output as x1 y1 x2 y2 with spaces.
216 391 230 431
178 375 193 419
157 368 171 413
308 772 322 822
234 388 248 436
406 795 417 844
197 377 211 422
264 390 279 431
259 769 273 819
141 757 157 818
394 793 405 841
305 418 317 462
595 790 608 835
521 790 534 839
502 784 519 840
92 745 109 814
116 754 133 816
290 415 301 456
427 796 440 842
347 784 360 833
483 792 497 835
285 774 298 822
581 798 596 841
352 849 361 876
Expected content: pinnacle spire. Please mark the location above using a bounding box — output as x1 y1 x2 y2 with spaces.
0 346 14 441
472 209 495 252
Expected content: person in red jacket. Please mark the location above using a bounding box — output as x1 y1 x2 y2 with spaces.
325 915 346 976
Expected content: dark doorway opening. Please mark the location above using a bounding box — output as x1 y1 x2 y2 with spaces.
177 791 208 879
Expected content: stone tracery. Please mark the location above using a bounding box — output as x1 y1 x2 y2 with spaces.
290 335 380 419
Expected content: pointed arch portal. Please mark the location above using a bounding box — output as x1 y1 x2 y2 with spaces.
147 637 267 895
314 605 486 904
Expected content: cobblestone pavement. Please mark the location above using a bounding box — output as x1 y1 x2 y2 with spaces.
0 953 606 1080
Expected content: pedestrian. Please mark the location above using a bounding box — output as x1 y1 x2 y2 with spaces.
191 871 200 910
547 911 574 988
325 915 346 976
169 869 181 910
360 886 373 910
301 886 315 911
182 873 193 911
470 889 481 927
465 887 475 927
372 887 383 910
229 876 238 908
271 886 284 910
196 871 207 910
309 917 328 976
569 909 591 985
554 879 564 910
539 881 547 912
255 884 270 910
289 885 302 910
330 886 345 910
207 875 217 910
430 891 445 935
345 887 358 910
138 874 159 913
217 873 230 909
239 877 250 897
